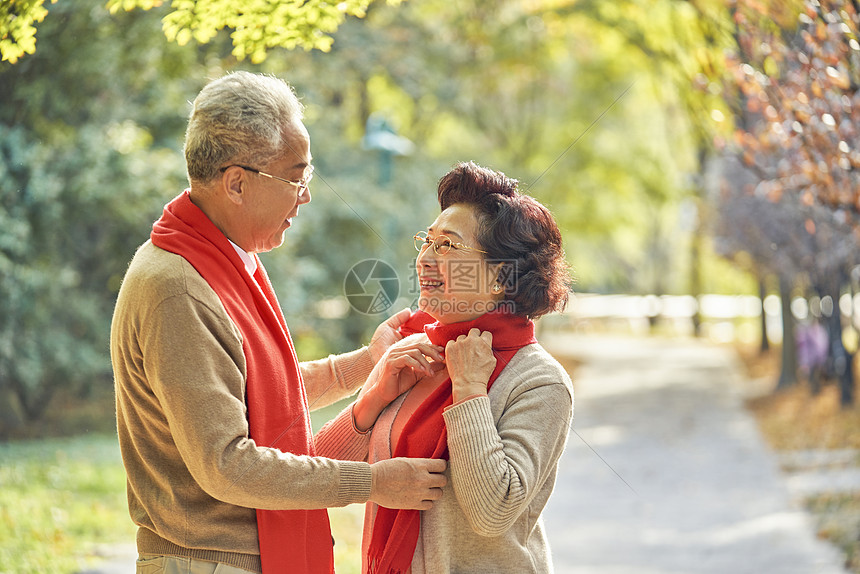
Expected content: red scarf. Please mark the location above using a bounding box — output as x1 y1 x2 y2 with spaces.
151 191 333 574
366 309 537 574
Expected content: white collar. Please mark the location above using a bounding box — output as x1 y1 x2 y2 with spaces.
229 240 258 277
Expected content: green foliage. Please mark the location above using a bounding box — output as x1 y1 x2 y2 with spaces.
0 0 772 425
107 0 392 62
263 0 739 295
0 0 55 63
0 0 197 422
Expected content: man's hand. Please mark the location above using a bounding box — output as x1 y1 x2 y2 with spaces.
367 308 413 364
369 458 447 510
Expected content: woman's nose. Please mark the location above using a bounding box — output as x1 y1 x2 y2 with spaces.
416 244 437 268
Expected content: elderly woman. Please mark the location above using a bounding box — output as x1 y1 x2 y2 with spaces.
317 161 574 574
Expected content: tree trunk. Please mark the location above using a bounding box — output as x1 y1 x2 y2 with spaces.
759 279 770 354
0 387 24 438
9 377 56 422
776 277 798 390
821 279 854 407
689 219 702 338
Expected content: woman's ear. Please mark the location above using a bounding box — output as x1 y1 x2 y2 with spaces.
489 261 508 298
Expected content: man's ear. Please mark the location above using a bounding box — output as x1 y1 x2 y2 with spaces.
221 166 245 205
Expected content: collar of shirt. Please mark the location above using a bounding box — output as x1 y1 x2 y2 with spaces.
229 240 258 277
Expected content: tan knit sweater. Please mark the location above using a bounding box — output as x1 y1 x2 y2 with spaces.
315 343 574 574
111 241 375 573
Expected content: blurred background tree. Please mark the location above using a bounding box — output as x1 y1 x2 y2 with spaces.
3 0 858 431
717 0 860 404
0 0 208 428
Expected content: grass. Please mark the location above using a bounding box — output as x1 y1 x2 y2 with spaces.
736 343 860 572
0 433 135 573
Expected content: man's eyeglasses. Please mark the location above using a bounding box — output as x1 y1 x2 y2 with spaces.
413 231 487 256
220 164 314 194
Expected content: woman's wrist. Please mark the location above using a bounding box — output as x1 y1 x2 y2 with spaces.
451 381 488 404
352 387 388 432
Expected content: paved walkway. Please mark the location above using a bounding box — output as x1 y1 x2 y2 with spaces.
540 332 848 574
82 333 851 573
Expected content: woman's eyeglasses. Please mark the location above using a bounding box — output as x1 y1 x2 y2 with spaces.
413 231 487 256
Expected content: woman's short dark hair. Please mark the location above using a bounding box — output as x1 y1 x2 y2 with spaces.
437 161 573 319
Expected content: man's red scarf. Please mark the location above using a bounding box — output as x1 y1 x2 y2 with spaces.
151 190 333 573
366 309 537 574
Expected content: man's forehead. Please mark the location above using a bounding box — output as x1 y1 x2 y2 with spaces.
280 125 312 169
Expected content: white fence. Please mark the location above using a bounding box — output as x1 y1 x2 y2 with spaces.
547 293 860 345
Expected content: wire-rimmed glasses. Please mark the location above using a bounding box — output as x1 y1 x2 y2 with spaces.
220 164 314 195
413 231 487 256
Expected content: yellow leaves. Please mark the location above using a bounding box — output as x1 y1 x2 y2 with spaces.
815 20 828 41
811 79 824 98
763 55 779 77
3 0 384 63
110 0 378 61
0 0 56 64
105 0 165 13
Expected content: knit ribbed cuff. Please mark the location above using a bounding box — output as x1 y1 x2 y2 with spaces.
442 395 495 446
335 347 375 393
336 461 373 506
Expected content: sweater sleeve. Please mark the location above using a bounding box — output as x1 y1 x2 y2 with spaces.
442 374 572 537
301 347 375 411
314 403 371 461
142 288 372 511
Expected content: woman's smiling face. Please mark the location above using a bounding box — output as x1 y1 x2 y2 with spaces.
416 203 503 324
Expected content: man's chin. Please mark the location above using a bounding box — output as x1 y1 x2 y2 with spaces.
259 233 286 253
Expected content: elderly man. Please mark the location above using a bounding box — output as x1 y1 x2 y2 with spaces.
110 71 446 574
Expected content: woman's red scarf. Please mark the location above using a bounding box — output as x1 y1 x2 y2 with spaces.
151 191 333 574
366 308 537 574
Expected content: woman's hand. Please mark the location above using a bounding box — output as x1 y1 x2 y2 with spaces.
353 335 444 431
445 328 497 403
373 336 446 403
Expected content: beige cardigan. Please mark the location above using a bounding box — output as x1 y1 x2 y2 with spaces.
111 241 374 573
316 343 574 573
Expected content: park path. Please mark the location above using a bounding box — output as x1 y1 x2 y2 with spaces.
540 332 848 574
